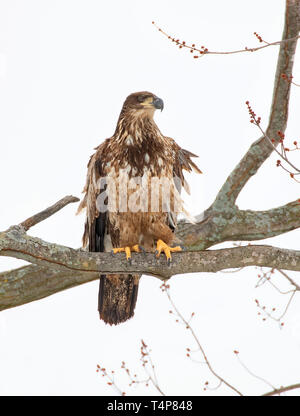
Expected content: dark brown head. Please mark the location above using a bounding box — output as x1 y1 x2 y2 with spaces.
119 91 164 120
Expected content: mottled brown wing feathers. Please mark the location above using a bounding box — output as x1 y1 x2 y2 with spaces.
78 140 140 325
166 138 202 232
171 140 202 196
178 148 203 174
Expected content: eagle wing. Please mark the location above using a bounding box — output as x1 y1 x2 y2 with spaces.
164 137 202 231
77 140 111 251
77 140 140 325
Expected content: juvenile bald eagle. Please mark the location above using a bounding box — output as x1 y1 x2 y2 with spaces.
78 92 202 325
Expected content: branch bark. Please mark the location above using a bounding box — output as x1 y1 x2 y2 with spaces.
176 199 300 249
176 0 300 250
20 195 80 231
215 0 300 207
1 224 300 311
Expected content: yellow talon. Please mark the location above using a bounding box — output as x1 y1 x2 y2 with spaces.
124 247 131 261
111 245 142 264
155 239 182 265
131 244 141 253
112 247 125 254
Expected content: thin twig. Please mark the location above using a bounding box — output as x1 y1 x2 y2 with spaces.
152 21 300 58
97 342 165 396
234 352 276 390
96 365 125 396
277 269 300 291
163 283 243 396
140 340 165 396
254 269 297 327
246 101 300 176
262 383 300 396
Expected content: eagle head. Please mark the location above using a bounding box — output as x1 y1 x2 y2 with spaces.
120 91 164 118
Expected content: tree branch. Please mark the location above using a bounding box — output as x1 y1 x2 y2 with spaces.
176 199 300 249
152 21 300 58
1 224 300 311
175 0 300 250
20 195 79 231
262 382 300 396
214 0 300 208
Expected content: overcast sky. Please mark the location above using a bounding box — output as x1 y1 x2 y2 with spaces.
1 0 300 396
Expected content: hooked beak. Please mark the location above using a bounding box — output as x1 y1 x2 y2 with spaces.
153 97 164 111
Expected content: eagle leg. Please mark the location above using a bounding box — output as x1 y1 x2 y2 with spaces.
155 239 182 266
111 245 142 265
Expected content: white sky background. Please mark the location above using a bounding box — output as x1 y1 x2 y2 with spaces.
0 0 300 396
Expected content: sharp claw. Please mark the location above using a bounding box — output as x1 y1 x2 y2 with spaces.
155 239 181 264
128 258 132 265
139 245 146 254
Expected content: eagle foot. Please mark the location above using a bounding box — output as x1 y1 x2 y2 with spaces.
155 239 182 266
111 244 143 265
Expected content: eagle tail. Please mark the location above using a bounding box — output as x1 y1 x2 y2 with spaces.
98 274 140 325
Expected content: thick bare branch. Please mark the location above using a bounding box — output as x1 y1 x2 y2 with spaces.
224 200 300 242
173 2 300 253
1 224 300 311
215 0 300 207
0 264 97 312
20 195 79 231
176 199 300 250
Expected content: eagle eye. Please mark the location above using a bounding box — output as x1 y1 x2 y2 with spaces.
137 95 146 103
